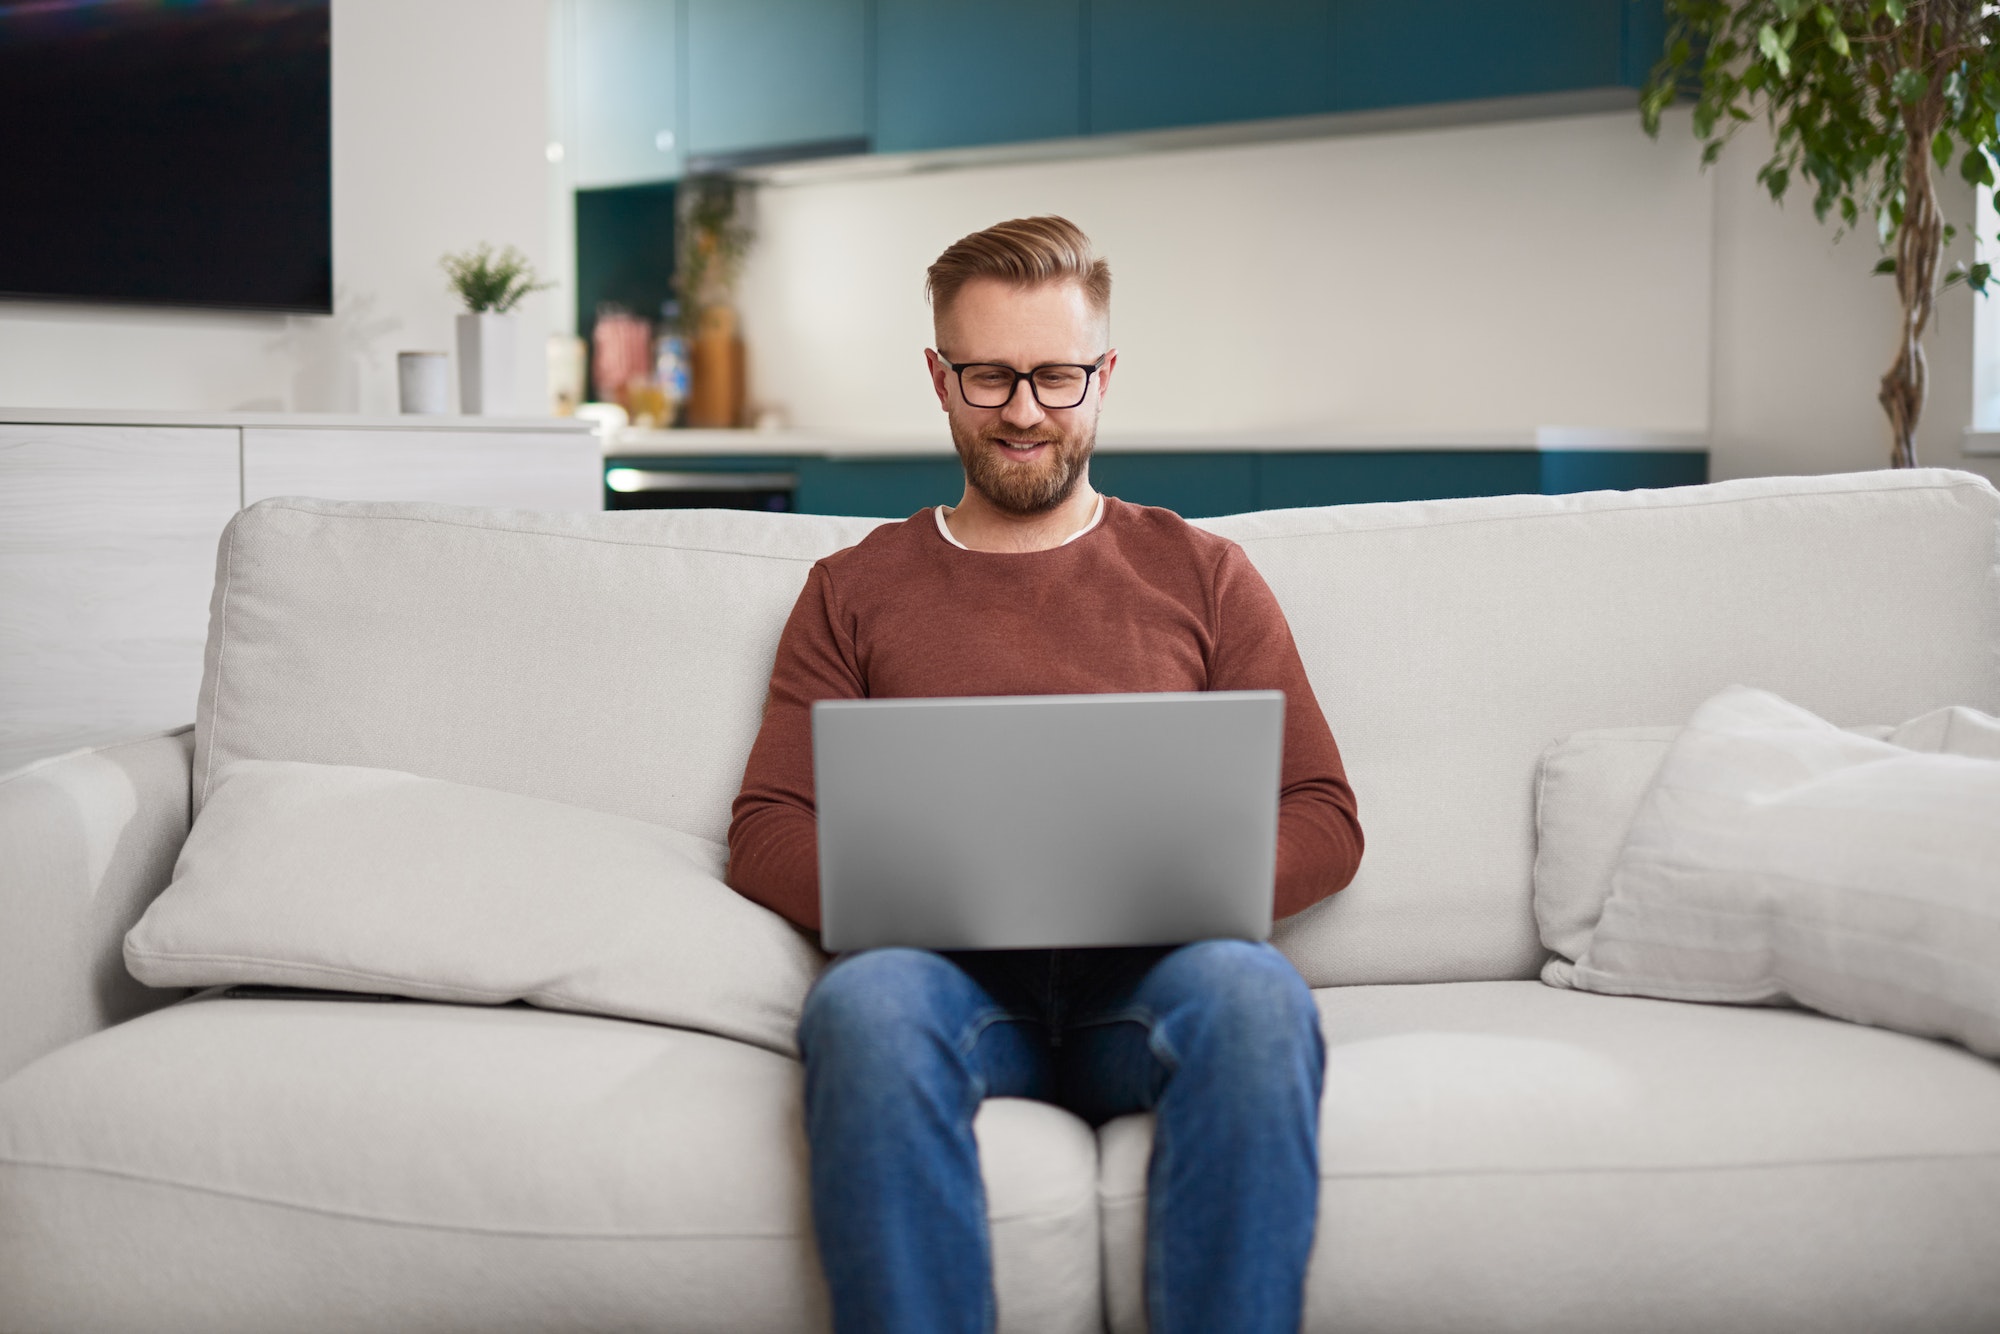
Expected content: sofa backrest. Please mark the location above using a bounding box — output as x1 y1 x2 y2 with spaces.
1201 468 2000 985
196 470 2000 988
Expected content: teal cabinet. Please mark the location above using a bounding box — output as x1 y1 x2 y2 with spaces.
1261 452 1542 507
568 0 682 188
796 457 965 517
1327 0 1625 113
606 449 1706 518
1087 0 1334 135
1090 454 1259 519
568 0 1669 182
684 0 867 159
873 0 1084 153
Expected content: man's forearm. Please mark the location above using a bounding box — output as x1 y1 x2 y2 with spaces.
726 804 823 932
1271 781 1364 920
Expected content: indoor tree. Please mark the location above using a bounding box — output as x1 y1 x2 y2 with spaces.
1642 0 2000 466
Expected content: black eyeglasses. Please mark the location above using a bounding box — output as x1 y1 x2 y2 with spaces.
937 353 1108 409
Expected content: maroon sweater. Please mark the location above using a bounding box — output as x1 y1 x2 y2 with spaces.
726 496 1363 932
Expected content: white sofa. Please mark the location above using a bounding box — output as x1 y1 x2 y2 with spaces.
3 468 1997 1333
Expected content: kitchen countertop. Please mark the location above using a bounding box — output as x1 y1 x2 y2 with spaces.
604 426 1709 458
1 408 596 434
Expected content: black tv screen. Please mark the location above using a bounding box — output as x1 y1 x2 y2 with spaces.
0 0 331 314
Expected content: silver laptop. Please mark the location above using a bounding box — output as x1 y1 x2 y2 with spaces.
812 691 1284 952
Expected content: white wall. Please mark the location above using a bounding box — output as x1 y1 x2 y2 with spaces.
0 0 555 416
738 110 1717 442
737 106 2000 488
1707 122 1996 484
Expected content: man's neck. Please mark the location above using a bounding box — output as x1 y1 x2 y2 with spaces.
943 483 1103 553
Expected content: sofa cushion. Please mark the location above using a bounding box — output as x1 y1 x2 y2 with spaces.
1531 724 1681 963
124 758 824 1056
1549 686 2000 1057
1535 700 2000 972
1531 714 1899 965
1099 980 2000 1334
1200 469 2000 985
192 499 889 843
0 995 1102 1334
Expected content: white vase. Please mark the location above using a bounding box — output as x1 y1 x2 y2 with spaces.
455 312 517 415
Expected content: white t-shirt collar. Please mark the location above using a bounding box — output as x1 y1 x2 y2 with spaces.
935 492 1105 551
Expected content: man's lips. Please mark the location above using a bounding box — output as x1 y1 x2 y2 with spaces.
989 436 1057 459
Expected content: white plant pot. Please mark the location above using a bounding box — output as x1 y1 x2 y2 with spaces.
456 312 517 415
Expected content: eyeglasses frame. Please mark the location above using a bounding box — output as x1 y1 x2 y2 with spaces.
935 352 1110 410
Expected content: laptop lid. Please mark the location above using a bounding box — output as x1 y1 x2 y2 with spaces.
812 691 1284 952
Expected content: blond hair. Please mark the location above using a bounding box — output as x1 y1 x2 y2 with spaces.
925 215 1111 327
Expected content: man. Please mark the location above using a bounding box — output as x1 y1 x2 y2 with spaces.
727 215 1363 1334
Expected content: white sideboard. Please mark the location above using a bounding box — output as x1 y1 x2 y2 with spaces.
1 411 601 775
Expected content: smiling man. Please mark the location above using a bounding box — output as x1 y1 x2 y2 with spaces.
727 215 1364 1334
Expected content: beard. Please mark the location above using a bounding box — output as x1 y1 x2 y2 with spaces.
949 412 1097 516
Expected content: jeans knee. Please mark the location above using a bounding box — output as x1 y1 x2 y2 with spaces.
1156 941 1321 1069
798 948 963 1063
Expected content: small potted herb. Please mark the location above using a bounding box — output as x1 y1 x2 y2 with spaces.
441 242 552 415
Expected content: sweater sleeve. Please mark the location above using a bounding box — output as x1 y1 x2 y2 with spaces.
726 562 863 932
1207 543 1364 920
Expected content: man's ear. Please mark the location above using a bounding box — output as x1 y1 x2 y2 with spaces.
1095 347 1118 402
924 347 951 412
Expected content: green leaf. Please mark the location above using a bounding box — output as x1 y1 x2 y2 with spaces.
1892 68 1927 103
1884 0 1907 21
1873 256 1898 274
1972 262 1993 295
1702 140 1726 166
1758 24 1792 78
1935 131 1953 168
1963 149 1996 186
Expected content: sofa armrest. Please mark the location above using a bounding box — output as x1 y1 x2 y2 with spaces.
0 727 196 1083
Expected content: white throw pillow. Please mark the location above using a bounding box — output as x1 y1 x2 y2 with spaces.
1543 686 2000 1057
125 759 826 1056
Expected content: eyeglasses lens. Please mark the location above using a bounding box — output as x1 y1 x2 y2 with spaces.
958 364 1091 409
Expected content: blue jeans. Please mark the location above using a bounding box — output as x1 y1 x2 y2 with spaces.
797 940 1325 1334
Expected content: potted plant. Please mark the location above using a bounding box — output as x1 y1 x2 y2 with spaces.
673 176 754 428
441 242 553 415
1642 1 2000 467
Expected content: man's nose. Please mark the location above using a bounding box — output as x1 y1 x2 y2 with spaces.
1000 378 1045 426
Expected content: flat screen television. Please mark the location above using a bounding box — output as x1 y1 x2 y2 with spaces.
0 0 331 315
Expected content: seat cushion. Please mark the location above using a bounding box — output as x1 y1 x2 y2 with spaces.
1100 981 2000 1334
0 995 1102 1334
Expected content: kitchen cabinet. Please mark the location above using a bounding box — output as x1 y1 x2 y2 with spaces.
873 0 1084 153
684 0 867 161
242 426 601 511
1 411 601 777
568 0 682 189
0 422 238 774
1088 0 1335 136
603 441 1708 521
565 0 1668 178
1326 0 1627 114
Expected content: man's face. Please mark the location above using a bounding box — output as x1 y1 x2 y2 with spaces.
928 277 1115 516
